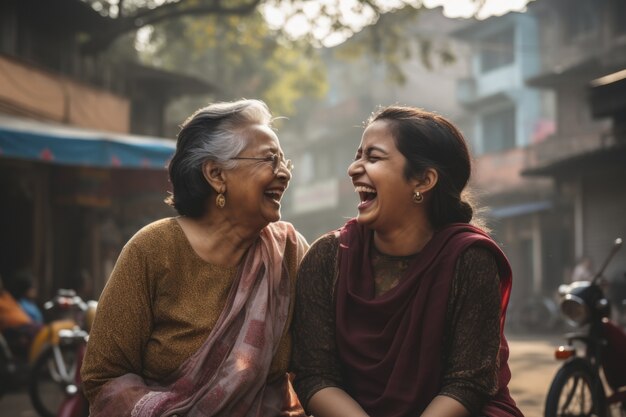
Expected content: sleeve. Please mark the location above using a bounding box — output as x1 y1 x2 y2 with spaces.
439 246 502 415
290 233 344 411
80 241 153 406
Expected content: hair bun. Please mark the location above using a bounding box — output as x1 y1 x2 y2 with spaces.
458 200 473 223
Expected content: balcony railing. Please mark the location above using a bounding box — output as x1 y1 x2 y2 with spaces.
524 128 616 170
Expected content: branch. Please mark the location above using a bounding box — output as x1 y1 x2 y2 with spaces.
81 0 263 53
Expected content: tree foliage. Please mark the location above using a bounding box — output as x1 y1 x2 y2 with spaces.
139 10 327 117
79 0 441 52
80 0 489 116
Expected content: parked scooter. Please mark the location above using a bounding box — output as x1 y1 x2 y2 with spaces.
55 300 97 417
544 238 626 417
28 290 94 417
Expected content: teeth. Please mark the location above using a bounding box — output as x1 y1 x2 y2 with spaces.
265 190 283 200
354 185 376 194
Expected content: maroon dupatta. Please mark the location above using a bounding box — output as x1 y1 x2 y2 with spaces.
335 219 523 417
90 222 304 417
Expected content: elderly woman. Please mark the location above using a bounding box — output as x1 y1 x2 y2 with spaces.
291 106 524 417
81 99 308 417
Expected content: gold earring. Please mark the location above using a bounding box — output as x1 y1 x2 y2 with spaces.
216 193 226 208
413 191 424 204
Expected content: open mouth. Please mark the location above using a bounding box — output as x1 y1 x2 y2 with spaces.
355 185 377 206
264 188 284 204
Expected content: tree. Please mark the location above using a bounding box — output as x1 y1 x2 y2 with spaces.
139 10 327 118
82 0 496 119
80 0 485 53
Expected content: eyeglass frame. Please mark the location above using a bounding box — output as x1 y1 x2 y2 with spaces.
230 154 293 174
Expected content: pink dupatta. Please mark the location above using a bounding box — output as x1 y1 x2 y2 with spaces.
89 222 304 417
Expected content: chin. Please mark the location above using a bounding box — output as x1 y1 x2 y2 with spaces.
355 213 374 226
264 211 281 224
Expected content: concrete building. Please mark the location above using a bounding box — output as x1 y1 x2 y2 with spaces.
451 11 558 317
523 0 626 297
281 6 470 242
0 0 212 297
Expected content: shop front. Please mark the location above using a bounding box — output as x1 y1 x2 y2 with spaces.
0 116 176 299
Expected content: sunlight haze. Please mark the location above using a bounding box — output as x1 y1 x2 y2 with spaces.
262 0 532 46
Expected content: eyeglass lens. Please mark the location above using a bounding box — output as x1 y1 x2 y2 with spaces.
273 155 293 173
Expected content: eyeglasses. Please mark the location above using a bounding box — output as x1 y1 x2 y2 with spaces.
230 154 294 174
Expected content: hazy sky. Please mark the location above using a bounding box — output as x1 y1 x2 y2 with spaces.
262 0 532 46
423 0 531 18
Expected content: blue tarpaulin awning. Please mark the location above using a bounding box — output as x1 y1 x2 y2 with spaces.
0 115 175 169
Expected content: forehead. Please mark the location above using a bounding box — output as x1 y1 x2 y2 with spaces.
360 119 396 149
242 124 281 150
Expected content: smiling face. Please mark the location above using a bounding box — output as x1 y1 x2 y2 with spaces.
347 119 418 232
223 124 291 229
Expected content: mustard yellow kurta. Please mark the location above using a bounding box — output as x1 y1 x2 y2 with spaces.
81 218 308 406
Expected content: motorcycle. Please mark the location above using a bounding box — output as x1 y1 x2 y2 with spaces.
55 299 97 417
544 238 626 417
1 287 83 402
28 289 95 417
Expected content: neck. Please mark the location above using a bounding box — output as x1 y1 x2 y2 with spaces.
177 212 264 267
373 221 434 256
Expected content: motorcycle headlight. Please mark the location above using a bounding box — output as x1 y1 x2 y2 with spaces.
561 294 590 326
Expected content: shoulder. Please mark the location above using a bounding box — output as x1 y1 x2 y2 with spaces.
301 231 340 265
120 217 183 260
267 221 303 243
127 217 177 240
459 246 498 268
296 232 340 293
268 221 310 254
453 246 500 292
310 230 340 254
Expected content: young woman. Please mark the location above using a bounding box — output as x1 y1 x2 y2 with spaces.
291 106 524 417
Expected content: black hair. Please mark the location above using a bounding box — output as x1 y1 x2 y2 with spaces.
369 106 475 229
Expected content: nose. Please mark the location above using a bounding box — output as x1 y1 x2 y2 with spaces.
276 161 292 181
347 159 362 178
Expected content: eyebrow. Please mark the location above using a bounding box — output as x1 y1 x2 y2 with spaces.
258 146 283 156
363 145 388 155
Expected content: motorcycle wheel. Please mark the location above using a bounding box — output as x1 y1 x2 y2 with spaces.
28 344 78 417
544 358 607 417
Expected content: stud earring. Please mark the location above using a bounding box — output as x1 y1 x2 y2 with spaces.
413 191 424 204
216 193 226 208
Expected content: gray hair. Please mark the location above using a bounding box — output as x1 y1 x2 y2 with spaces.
180 99 272 171
166 99 274 217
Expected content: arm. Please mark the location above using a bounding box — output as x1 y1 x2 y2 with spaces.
308 387 370 417
81 241 153 405
421 395 471 417
290 234 369 417
429 247 502 417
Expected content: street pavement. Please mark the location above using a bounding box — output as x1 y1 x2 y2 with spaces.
0 332 563 417
505 333 562 417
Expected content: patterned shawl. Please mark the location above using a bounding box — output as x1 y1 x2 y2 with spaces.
89 222 304 417
335 219 524 417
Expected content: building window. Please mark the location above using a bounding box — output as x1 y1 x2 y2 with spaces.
480 28 515 73
482 107 516 153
